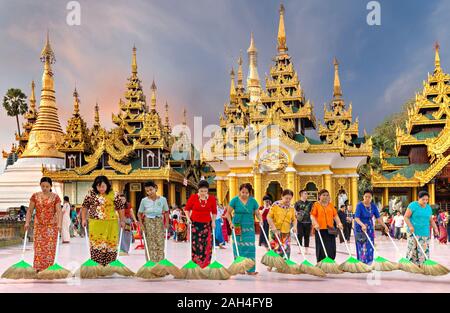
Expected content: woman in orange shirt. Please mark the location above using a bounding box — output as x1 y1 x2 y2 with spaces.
310 189 344 262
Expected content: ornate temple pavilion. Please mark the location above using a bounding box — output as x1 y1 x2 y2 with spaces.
372 44 450 210
203 5 372 206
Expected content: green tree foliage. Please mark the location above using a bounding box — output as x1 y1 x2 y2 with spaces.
2 88 28 137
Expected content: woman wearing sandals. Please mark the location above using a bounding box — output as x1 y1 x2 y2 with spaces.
267 189 297 260
226 183 263 275
404 190 439 266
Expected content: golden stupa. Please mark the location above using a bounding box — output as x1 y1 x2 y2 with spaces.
21 32 64 159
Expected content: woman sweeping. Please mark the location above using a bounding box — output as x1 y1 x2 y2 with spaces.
185 180 217 268
61 196 71 243
267 189 297 259
137 181 169 262
226 183 262 275
81 175 126 266
24 177 62 272
120 194 138 255
404 191 439 266
354 189 389 264
310 189 344 262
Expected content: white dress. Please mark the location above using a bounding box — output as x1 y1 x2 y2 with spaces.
61 202 71 242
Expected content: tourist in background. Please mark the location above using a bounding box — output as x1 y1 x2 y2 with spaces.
138 181 169 262
185 180 217 268
267 189 297 260
344 201 353 241
294 189 312 254
392 211 404 240
437 209 447 244
24 177 62 272
354 189 389 264
310 189 343 262
81 175 126 266
120 194 137 255
70 205 78 237
338 205 347 243
258 195 272 248
215 204 226 249
226 183 262 275
404 191 439 265
61 196 71 243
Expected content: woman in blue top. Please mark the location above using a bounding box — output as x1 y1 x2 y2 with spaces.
225 183 263 275
354 189 389 264
404 190 439 265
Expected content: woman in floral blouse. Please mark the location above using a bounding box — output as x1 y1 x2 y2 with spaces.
81 176 125 266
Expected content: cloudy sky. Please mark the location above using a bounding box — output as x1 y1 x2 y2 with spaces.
0 0 448 152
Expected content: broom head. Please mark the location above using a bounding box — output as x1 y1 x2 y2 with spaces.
261 250 288 271
299 259 327 277
371 256 398 272
104 259 135 277
397 258 423 274
37 263 72 280
316 257 343 274
205 261 231 280
277 259 303 274
150 259 182 278
74 259 103 279
421 259 450 276
1 260 37 280
228 256 255 275
339 256 372 273
136 260 164 279
179 260 207 279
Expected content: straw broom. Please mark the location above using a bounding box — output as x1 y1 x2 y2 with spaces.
1 231 37 279
290 228 326 277
37 232 72 280
104 228 135 277
227 227 256 275
73 226 103 279
316 230 343 274
178 223 207 279
272 232 302 275
258 224 288 272
363 230 397 271
412 233 449 276
338 229 371 273
149 228 182 278
205 232 231 280
386 232 422 274
135 226 165 279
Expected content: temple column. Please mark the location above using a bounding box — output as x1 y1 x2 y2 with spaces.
228 174 238 199
112 181 120 193
156 180 164 197
169 183 176 206
411 187 418 202
130 190 137 210
428 182 435 205
181 186 187 205
382 187 389 208
323 174 332 195
350 176 358 212
286 168 295 196
216 179 224 205
254 173 262 203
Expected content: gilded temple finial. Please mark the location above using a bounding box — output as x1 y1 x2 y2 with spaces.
94 101 100 126
333 57 342 99
30 80 36 109
131 45 138 76
41 30 55 64
237 50 244 90
230 67 236 98
247 32 260 89
434 41 441 72
151 79 157 110
73 87 80 115
165 101 170 127
277 3 287 54
183 107 187 125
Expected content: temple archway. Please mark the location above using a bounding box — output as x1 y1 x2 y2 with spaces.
266 181 283 202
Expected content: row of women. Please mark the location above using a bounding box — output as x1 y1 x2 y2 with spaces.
25 175 439 273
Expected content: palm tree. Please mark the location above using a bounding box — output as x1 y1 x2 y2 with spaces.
2 88 28 137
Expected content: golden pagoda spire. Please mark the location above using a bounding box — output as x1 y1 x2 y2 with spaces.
21 31 63 159
237 50 244 90
29 80 36 109
182 107 187 126
230 67 236 99
73 87 80 115
434 41 441 73
131 45 138 77
333 57 342 99
277 3 287 54
94 101 100 127
151 79 157 111
165 101 170 127
247 32 260 89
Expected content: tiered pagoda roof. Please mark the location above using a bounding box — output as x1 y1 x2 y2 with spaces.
15 80 38 156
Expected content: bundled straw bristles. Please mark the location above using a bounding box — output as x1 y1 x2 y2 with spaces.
371 256 398 272
205 261 231 280
37 264 72 280
397 258 423 274
316 257 343 274
421 260 450 276
73 259 103 279
339 256 372 273
104 260 135 277
228 256 255 275
1 260 37 280
178 260 207 279
261 250 288 272
150 259 182 278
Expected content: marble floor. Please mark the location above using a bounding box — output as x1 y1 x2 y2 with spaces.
0 233 449 293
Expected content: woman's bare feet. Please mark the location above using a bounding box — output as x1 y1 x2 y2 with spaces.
247 271 258 275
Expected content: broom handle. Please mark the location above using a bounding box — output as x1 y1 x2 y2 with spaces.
212 230 216 262
84 226 91 256
21 230 28 260
141 226 151 261
290 228 307 260
273 232 288 259
411 233 429 260
231 228 240 257
117 227 123 261
363 230 378 256
386 232 400 252
189 223 193 259
164 228 168 256
316 229 329 258
54 232 61 264
338 228 352 258
259 223 272 251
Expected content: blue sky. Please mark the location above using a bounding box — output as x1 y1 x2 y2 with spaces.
0 0 448 151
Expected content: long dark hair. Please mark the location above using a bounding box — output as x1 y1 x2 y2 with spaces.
92 175 112 194
40 176 53 186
